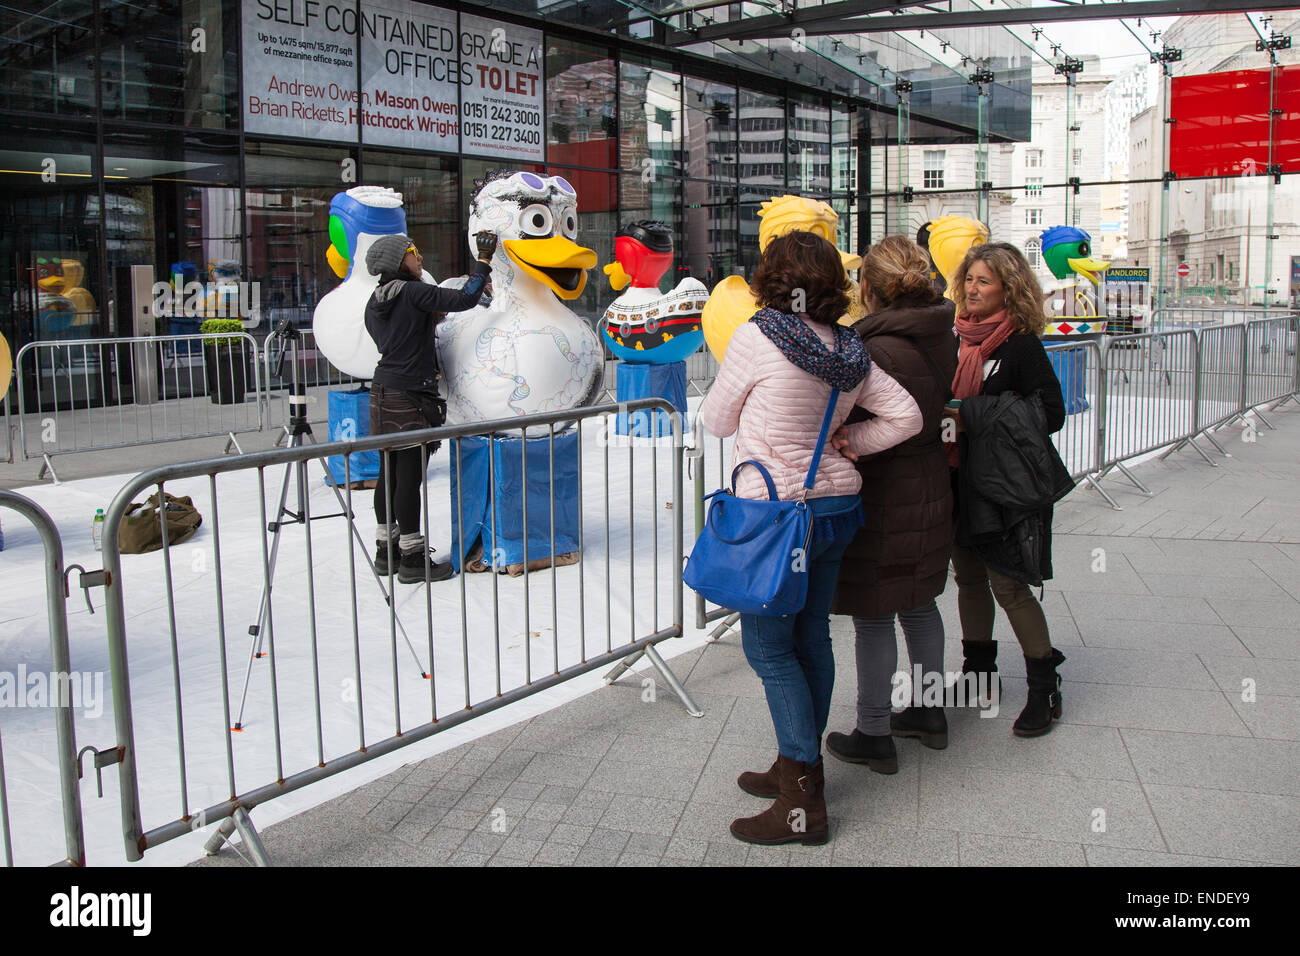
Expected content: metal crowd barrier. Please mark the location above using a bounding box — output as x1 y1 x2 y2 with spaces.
262 328 359 437
685 346 720 398
97 397 696 864
1152 306 1296 332
0 490 87 867
1244 316 1299 416
1044 341 1103 483
13 333 262 482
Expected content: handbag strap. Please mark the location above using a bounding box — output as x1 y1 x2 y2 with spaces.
730 461 779 501
803 390 841 493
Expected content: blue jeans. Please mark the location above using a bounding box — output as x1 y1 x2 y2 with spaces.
739 494 860 765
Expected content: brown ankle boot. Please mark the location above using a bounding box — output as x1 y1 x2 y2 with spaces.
737 758 780 798
730 755 828 846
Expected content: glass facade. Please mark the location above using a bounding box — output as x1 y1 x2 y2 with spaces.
1 0 917 357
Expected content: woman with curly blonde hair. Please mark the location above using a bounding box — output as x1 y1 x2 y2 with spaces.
946 242 1068 738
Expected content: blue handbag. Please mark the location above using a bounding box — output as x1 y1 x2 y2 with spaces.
683 391 840 616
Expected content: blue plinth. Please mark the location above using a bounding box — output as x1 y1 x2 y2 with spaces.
325 387 381 485
449 431 581 572
1047 347 1090 415
615 360 688 437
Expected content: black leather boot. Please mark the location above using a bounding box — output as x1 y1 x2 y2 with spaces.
825 729 898 774
1014 648 1067 737
890 706 948 750
957 639 1002 707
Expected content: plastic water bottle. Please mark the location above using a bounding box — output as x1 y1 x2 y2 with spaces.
92 509 104 551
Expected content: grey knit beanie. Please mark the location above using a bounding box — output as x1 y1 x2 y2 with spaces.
366 234 412 276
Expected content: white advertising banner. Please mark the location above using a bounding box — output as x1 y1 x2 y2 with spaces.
241 0 544 162
241 0 360 140
457 12 544 161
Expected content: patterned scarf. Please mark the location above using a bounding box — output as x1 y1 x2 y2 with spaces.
751 307 872 392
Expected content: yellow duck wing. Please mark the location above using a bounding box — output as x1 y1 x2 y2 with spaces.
702 275 758 362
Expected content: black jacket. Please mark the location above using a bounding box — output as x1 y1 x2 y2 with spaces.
364 261 490 390
955 391 1075 586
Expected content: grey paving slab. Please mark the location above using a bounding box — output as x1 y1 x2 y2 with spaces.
917 766 1167 850
1043 645 1219 691
1229 626 1300 660
1120 729 1300 796
1083 846 1267 867
1143 784 1300 865
920 716 1138 783
1064 682 1253 736
1207 596 1300 629
1071 617 1251 655
1199 655 1300 699
1134 571 1292 601
1226 694 1300 740
829 821 959 866
958 832 1088 867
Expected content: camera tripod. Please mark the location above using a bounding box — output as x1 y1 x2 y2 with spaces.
232 319 429 731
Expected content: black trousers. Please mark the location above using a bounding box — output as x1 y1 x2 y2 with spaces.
370 383 437 539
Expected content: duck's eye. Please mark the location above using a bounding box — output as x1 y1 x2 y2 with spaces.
560 208 577 239
1079 242 1090 257
519 204 553 236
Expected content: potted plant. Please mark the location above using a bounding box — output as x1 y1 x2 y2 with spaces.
200 318 247 404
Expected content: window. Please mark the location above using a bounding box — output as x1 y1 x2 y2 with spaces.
923 149 945 188
1072 147 1083 167
1026 177 1043 198
975 154 987 186
1025 238 1042 268
1026 149 1043 169
1026 208 1043 226
1072 206 1082 226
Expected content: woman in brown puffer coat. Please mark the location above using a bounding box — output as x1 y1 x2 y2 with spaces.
826 235 959 773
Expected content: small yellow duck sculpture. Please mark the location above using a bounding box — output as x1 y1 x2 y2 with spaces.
701 195 863 362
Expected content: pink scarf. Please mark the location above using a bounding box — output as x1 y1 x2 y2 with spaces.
946 309 1015 466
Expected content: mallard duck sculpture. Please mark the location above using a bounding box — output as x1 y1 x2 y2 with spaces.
313 185 429 379
436 170 604 423
701 195 864 362
1041 225 1110 335
601 220 708 364
918 215 990 299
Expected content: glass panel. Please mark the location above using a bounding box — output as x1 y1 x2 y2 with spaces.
99 0 238 128
361 151 460 284
739 87 784 202
683 77 736 184
620 58 681 182
683 180 736 288
103 128 242 338
621 172 682 265
789 95 830 197
0 1 96 118
0 121 102 350
546 37 616 166
244 142 359 335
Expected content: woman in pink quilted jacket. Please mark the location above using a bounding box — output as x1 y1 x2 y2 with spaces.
698 230 923 847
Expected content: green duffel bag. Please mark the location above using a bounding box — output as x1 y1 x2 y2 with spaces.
117 492 203 554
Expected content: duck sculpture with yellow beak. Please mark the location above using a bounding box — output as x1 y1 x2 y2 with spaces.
436 170 604 424
701 195 863 362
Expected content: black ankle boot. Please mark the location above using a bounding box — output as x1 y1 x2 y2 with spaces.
890 706 948 750
959 639 1003 705
825 729 898 774
374 542 398 576
1014 648 1066 737
398 546 454 584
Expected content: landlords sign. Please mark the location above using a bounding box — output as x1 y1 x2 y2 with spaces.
241 0 544 161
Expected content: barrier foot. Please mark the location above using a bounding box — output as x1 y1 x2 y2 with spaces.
1252 408 1276 430
203 809 272 866
1188 437 1219 466
1201 430 1230 457
38 453 60 484
1084 473 1123 511
1267 394 1294 411
224 432 245 454
604 648 644 685
643 643 704 718
709 612 741 640
1113 461 1152 495
1157 440 1185 461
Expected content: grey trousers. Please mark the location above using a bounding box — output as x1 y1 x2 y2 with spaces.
852 600 946 735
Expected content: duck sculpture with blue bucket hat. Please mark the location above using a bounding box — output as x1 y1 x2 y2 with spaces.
436 170 604 424
313 185 434 379
1041 225 1110 336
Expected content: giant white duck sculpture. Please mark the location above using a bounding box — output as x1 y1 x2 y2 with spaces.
437 170 604 424
312 185 436 380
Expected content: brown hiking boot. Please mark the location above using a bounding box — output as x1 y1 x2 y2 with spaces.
729 755 828 846
737 758 780 798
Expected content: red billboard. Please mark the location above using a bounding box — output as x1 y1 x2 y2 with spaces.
1169 66 1300 177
